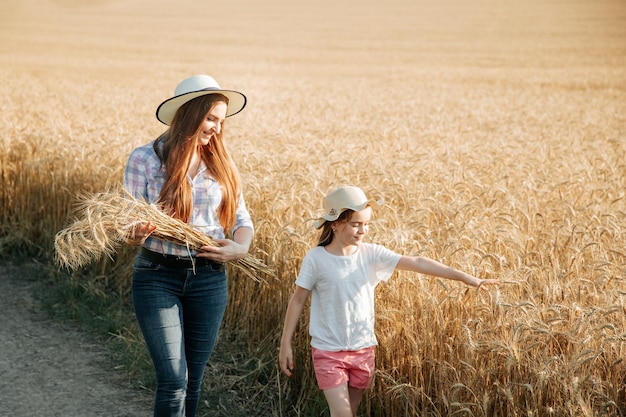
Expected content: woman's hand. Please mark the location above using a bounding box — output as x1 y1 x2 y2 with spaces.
197 238 248 263
197 227 253 263
125 222 156 246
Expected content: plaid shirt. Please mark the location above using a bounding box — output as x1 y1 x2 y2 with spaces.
123 141 254 257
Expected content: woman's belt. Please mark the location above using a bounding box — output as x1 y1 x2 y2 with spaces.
140 247 224 271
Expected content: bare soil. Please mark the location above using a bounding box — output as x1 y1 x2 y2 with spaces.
0 262 152 417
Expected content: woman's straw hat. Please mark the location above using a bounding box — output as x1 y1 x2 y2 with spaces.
313 186 383 229
156 75 247 125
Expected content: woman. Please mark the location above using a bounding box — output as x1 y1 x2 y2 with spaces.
123 74 253 417
279 186 499 417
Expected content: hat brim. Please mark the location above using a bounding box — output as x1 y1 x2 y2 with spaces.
156 88 247 125
313 198 383 229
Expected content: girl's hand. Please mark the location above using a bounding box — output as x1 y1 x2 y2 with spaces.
279 343 294 377
476 278 500 290
197 238 248 263
126 222 156 246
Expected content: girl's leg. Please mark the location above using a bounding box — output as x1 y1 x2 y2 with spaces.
312 348 372 417
323 384 354 417
348 386 364 416
323 384 364 417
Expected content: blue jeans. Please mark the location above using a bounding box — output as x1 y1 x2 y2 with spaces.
132 253 228 417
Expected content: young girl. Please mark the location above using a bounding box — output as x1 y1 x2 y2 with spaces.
279 186 499 417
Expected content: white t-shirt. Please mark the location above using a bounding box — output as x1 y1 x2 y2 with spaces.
295 243 402 351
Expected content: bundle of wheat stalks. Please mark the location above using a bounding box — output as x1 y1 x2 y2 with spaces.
54 188 274 282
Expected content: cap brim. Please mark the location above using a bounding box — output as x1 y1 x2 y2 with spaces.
313 218 328 229
156 89 247 125
313 198 383 229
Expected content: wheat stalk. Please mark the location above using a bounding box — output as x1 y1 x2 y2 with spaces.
54 188 274 282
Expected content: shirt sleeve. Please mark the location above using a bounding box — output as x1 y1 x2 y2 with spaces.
123 147 148 200
371 244 402 282
232 191 254 235
295 250 317 290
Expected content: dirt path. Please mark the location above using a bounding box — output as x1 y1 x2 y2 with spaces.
0 263 152 417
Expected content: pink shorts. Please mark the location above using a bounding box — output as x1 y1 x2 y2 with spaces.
311 347 376 391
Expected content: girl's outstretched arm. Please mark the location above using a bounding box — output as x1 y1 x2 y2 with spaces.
279 286 311 376
396 256 499 289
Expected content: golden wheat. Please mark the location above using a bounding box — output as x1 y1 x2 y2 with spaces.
54 188 274 282
2 0 625 415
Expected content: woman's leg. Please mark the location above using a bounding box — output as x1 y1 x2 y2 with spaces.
180 266 228 417
132 257 188 417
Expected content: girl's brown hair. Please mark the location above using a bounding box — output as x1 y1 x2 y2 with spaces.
317 209 354 246
153 93 241 232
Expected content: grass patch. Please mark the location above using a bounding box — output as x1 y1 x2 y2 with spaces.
33 260 156 393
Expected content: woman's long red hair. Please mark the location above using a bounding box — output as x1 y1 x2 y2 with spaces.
153 94 241 232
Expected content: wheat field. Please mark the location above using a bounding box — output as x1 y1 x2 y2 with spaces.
1 0 625 415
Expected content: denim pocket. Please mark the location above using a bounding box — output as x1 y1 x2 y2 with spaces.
134 254 161 271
